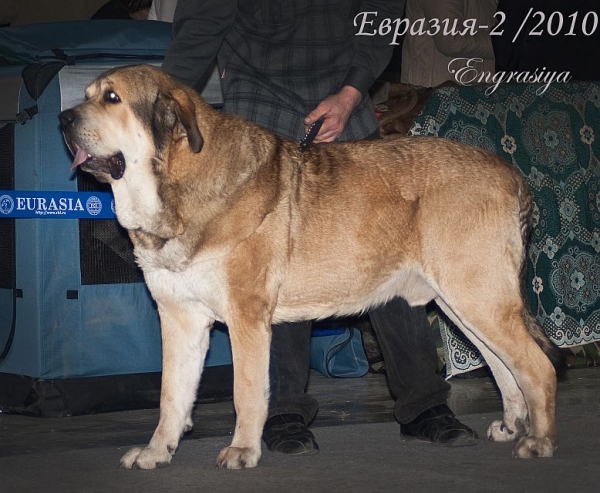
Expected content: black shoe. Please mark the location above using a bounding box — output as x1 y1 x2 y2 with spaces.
400 405 478 446
263 414 320 455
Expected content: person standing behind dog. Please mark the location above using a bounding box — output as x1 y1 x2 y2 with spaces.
162 0 478 456
400 0 497 87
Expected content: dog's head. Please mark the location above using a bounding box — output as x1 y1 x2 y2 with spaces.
59 64 203 183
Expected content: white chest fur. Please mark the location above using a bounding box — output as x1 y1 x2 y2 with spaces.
137 246 229 322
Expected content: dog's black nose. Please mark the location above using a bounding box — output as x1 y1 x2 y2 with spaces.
58 109 76 130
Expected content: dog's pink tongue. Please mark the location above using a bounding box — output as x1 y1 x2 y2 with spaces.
71 148 89 170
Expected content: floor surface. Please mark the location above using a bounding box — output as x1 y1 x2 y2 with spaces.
2 367 600 493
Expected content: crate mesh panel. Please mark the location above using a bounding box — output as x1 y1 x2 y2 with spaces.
0 124 15 289
77 172 143 285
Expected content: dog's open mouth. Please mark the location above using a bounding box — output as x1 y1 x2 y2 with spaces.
71 147 126 180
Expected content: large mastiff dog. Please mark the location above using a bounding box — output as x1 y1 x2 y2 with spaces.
59 65 562 469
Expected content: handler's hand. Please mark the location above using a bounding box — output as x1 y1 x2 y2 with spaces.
304 85 362 143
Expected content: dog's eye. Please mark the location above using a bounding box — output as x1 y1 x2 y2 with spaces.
104 91 121 104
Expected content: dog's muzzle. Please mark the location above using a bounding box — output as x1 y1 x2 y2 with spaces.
59 109 126 180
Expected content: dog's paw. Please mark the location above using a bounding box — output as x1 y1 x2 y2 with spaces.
512 436 555 459
215 446 261 469
120 445 175 469
487 420 518 442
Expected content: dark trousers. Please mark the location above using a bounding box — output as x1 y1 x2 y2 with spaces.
268 296 450 425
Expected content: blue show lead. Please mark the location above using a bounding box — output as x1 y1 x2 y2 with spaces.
0 190 116 219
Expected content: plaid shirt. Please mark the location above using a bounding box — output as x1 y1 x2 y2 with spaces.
164 0 405 141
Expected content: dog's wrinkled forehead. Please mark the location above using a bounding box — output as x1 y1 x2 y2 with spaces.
84 68 160 104
86 75 126 101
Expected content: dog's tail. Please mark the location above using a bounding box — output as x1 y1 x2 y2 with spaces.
517 176 567 377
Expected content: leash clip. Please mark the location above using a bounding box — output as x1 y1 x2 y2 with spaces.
298 116 325 152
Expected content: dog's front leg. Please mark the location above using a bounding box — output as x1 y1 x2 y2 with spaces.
216 306 272 469
120 301 213 469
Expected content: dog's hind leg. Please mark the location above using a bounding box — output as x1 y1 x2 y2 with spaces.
426 177 557 457
481 350 531 443
437 296 557 458
120 302 213 469
437 302 529 442
483 309 563 445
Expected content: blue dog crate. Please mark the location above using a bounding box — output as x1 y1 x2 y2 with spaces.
0 21 230 416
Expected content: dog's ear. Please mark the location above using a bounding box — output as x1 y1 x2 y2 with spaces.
169 88 203 153
153 88 203 154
